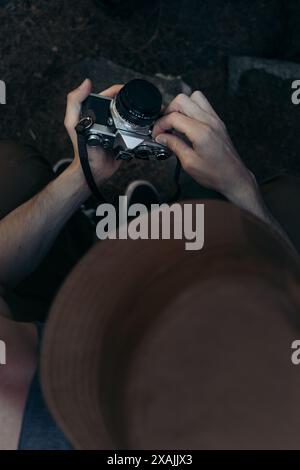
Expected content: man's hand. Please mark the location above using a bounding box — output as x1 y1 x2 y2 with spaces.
64 79 123 186
153 91 295 251
153 91 257 206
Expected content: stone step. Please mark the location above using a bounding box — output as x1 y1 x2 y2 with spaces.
226 55 300 179
229 56 300 95
77 57 191 104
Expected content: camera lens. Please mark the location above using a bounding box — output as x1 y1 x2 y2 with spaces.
115 79 162 127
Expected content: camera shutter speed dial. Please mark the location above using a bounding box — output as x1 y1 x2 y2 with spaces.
116 150 134 161
135 145 152 160
102 138 112 149
156 148 171 160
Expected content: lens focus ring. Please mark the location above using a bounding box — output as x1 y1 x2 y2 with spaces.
115 79 162 127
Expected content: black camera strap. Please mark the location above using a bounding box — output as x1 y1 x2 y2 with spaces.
75 117 107 203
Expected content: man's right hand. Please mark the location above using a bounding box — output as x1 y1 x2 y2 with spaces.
152 91 258 208
153 91 295 251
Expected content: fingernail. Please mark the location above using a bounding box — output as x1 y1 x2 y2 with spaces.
79 78 89 89
156 134 166 144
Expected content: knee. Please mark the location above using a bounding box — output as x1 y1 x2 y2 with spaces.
0 140 50 169
0 140 54 219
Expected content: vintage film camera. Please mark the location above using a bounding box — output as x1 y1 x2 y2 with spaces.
75 79 173 200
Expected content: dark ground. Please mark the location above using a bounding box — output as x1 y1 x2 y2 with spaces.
0 0 300 197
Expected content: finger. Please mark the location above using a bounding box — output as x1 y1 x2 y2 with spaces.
64 78 92 132
155 133 196 169
164 93 215 126
190 90 218 118
99 84 124 98
152 111 205 144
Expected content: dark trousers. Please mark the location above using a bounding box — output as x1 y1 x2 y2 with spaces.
0 140 94 322
0 140 299 321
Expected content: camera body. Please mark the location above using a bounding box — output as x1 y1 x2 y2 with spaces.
80 79 172 161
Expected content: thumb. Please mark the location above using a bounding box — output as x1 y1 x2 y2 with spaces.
156 133 194 167
64 78 92 132
72 77 92 101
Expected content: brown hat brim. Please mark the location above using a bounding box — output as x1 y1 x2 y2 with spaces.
41 200 300 449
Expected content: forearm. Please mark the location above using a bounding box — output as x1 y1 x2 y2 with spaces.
226 175 296 253
0 163 90 289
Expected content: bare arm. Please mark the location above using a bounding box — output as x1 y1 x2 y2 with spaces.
225 173 295 251
153 91 295 251
0 164 89 289
0 79 122 295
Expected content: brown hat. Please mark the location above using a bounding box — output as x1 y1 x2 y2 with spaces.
41 200 300 450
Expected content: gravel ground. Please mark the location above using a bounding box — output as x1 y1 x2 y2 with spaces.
0 0 300 186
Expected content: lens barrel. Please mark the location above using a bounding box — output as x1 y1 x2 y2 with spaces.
115 79 162 127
